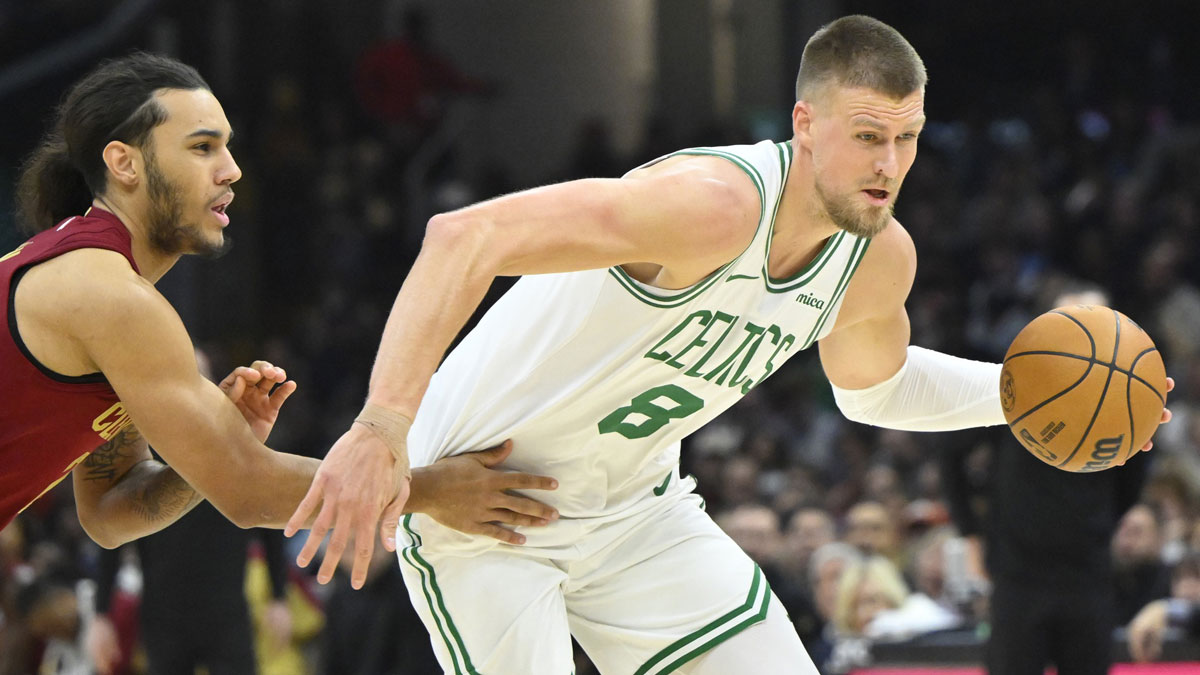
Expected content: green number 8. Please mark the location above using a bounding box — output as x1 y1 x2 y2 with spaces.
598 384 704 440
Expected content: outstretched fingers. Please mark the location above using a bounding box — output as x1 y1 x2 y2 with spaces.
286 479 328 548
495 493 557 524
346 505 380 589
474 521 526 545
316 506 356 585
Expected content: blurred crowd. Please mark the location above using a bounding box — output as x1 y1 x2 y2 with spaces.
5 3 1200 674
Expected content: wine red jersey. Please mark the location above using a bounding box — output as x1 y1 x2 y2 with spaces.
0 208 139 530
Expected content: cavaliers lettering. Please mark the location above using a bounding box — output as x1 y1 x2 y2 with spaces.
93 402 134 441
0 243 28 263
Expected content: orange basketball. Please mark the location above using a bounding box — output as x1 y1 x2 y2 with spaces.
999 305 1167 472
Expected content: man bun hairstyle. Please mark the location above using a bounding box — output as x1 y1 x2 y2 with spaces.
15 52 209 233
795 15 926 103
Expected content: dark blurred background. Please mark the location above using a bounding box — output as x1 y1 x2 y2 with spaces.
3 1 1200 673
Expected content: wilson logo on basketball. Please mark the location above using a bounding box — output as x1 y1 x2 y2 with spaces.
1082 435 1125 472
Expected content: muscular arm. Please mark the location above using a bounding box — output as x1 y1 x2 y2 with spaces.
818 220 915 389
34 249 320 529
368 158 760 417
72 427 203 549
819 221 1005 430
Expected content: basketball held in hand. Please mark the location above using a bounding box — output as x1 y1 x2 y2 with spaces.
999 305 1167 472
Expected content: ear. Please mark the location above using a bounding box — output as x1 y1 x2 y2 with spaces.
792 100 815 150
101 141 141 189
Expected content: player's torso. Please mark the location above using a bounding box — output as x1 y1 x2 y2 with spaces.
410 140 869 525
0 210 137 528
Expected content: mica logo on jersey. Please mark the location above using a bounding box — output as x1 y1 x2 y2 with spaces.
795 291 825 309
644 309 797 394
92 402 134 441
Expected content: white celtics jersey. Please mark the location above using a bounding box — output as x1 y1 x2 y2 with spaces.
409 139 869 530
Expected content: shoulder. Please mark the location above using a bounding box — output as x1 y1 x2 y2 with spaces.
862 218 916 279
837 219 917 323
626 153 762 222
22 248 173 337
624 154 763 263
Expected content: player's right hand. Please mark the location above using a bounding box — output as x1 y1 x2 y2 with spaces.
413 440 559 545
285 423 409 589
218 360 296 443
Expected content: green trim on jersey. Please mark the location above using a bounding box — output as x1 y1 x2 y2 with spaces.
608 260 735 309
764 230 847 292
634 564 772 675
401 515 479 675
608 147 768 308
761 140 856 293
799 234 871 350
763 139 868 294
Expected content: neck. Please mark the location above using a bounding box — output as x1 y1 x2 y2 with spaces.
93 196 180 283
769 140 841 277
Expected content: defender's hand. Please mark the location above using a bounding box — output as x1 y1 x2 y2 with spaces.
412 440 558 545
285 423 408 589
218 360 297 443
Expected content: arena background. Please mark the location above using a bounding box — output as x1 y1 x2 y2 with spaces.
2 1 1200 673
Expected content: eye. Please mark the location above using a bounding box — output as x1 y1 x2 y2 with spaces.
857 133 878 142
898 132 919 142
193 142 211 153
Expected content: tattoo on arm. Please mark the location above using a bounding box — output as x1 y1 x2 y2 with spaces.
82 428 141 483
85 427 203 523
118 466 203 523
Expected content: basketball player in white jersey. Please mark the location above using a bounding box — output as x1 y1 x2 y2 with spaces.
288 15 1170 674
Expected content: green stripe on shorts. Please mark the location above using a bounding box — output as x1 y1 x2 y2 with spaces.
401 515 480 675
634 564 772 675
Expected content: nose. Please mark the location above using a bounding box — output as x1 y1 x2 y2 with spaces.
219 148 242 185
875 142 899 179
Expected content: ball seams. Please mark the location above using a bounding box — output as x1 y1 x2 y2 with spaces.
1055 350 1118 469
1004 350 1164 405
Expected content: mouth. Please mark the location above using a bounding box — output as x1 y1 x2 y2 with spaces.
210 192 234 226
862 188 890 206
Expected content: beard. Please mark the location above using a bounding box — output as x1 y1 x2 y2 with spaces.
144 154 231 259
814 178 894 239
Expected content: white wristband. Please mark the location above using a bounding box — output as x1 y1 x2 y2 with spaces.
830 346 1006 432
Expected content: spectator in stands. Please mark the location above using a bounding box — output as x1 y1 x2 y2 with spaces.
1113 502 1173 625
715 504 782 572
808 542 862 674
782 508 837 583
3 579 85 675
774 507 836 657
1127 552 1200 662
832 555 910 639
845 501 901 565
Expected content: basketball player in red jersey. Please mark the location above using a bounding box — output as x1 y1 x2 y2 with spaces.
1 53 557 588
